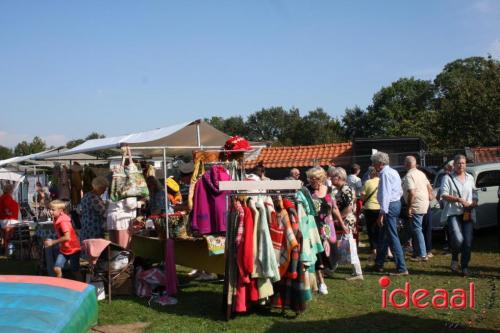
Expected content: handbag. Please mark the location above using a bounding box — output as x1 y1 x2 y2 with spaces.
449 176 473 222
323 215 337 243
110 154 127 202
337 236 352 265
121 146 149 199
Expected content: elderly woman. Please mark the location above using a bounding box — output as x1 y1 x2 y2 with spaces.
361 166 380 254
329 166 364 280
79 176 109 242
306 166 343 294
0 183 20 254
440 154 478 276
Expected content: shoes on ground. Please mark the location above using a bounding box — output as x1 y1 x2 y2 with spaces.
410 256 428 262
346 275 364 281
194 272 218 281
187 269 199 277
451 261 459 273
426 252 434 258
389 270 409 276
318 283 328 295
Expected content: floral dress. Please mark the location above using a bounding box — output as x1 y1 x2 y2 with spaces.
336 184 357 233
309 188 336 268
79 191 106 242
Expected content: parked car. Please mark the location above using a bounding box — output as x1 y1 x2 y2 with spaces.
431 162 500 230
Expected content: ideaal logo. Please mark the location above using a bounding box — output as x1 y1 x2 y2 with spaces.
379 276 475 309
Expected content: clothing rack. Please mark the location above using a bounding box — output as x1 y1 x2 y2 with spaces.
219 180 301 320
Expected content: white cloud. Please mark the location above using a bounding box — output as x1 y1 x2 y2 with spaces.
0 131 30 148
0 131 67 148
472 0 493 14
488 39 500 59
42 134 68 148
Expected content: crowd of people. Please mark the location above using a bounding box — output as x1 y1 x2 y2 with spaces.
278 152 479 280
0 151 484 282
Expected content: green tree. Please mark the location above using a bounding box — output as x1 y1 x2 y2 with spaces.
341 106 370 139
14 140 32 156
434 56 500 148
13 136 47 156
85 132 106 140
298 108 344 145
0 145 13 160
365 77 437 148
66 139 85 149
30 136 47 153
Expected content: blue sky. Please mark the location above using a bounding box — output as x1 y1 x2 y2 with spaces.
1 0 499 148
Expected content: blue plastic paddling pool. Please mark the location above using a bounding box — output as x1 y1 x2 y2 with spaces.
0 275 98 333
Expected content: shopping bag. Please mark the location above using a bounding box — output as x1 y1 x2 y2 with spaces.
337 237 352 265
122 163 149 198
323 215 337 244
110 163 127 202
120 146 149 199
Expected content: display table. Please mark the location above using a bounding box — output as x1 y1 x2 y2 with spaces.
130 233 225 275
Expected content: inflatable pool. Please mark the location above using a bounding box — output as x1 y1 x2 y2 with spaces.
0 275 98 333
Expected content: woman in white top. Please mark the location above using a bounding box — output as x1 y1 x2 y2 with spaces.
106 197 137 249
440 154 478 276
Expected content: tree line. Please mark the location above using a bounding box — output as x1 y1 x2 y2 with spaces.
208 56 499 152
1 56 498 160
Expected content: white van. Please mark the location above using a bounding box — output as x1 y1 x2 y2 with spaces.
432 162 500 230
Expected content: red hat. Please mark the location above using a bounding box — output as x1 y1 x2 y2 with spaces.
224 136 252 158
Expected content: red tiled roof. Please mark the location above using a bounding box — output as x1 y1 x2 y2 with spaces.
472 146 500 164
245 142 353 169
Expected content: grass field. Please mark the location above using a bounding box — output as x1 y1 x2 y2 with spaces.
1 231 499 333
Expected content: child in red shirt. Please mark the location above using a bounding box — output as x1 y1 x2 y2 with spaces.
44 200 81 280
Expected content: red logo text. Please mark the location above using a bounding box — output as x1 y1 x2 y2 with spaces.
379 276 475 309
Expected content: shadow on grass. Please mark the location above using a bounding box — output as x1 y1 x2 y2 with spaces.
118 282 228 322
265 311 500 333
0 257 37 275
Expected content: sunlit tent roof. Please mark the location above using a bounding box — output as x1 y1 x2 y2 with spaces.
0 168 25 182
0 148 107 168
0 147 62 167
39 119 230 158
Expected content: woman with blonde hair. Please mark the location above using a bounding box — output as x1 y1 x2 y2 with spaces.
306 166 343 294
330 167 364 280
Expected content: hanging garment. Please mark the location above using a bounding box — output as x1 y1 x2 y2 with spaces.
82 166 96 194
70 163 83 205
295 191 323 267
58 165 71 201
191 165 230 235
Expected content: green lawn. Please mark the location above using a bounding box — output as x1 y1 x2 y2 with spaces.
1 231 499 333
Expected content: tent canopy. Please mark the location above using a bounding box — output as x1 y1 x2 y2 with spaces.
38 119 230 158
0 147 62 167
0 168 25 182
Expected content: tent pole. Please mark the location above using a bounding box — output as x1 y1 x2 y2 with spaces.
163 148 169 240
196 123 201 148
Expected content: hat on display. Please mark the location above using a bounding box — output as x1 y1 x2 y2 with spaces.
166 177 180 193
178 161 194 175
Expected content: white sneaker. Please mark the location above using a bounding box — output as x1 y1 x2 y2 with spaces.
187 269 199 277
346 275 364 281
318 283 328 295
451 261 459 273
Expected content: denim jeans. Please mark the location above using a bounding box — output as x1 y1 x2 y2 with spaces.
411 214 426 257
447 215 473 269
376 200 407 272
422 207 433 253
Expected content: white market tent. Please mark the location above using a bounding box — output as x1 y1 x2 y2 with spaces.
38 119 230 159
0 168 25 183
